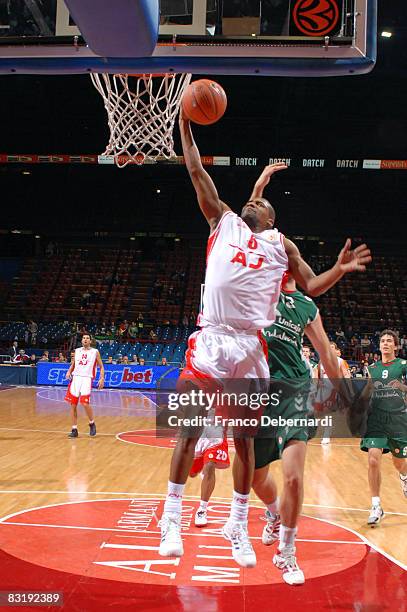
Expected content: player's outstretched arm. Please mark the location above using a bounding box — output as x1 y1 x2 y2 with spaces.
179 109 230 231
250 163 287 200
284 238 371 297
305 315 340 380
96 351 105 389
306 315 354 408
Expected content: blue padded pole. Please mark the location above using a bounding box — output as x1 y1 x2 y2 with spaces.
63 0 159 58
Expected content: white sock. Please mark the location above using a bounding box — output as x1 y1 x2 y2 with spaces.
372 496 380 507
266 498 279 516
229 491 250 523
89 420 94 425
72 425 77 430
400 473 407 481
163 481 185 517
279 525 297 551
199 500 208 511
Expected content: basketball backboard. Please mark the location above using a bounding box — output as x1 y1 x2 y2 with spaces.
0 0 376 76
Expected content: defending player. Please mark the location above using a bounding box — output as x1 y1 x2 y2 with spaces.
359 330 407 525
252 272 340 585
65 333 104 437
189 410 230 527
159 111 372 567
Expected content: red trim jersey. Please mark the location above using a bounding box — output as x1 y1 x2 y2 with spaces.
318 356 348 378
198 211 288 331
72 347 98 379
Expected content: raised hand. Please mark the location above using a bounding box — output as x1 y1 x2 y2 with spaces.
256 163 288 187
337 239 372 273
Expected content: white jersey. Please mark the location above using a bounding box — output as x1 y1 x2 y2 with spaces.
199 211 288 332
73 347 98 379
318 356 348 378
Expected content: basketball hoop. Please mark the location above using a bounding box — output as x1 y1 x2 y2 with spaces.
90 72 192 168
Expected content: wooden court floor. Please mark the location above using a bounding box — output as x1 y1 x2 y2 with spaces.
0 386 405 610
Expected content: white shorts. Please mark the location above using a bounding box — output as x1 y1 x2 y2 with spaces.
65 376 92 405
179 326 269 395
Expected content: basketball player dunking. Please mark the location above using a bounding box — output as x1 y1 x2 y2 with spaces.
159 108 372 567
65 333 104 438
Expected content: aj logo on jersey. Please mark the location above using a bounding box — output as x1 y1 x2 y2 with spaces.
79 353 88 367
230 235 264 270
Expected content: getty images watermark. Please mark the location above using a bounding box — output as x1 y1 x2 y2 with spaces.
164 389 333 430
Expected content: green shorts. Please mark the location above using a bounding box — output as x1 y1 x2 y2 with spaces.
360 409 407 457
360 436 407 458
254 378 313 469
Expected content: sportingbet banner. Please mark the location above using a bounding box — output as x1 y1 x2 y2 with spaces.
36 362 180 389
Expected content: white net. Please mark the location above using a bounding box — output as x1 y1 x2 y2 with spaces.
90 72 192 167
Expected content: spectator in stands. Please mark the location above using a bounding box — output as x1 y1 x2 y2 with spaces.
8 341 18 361
105 356 116 364
118 320 129 339
335 327 345 341
157 356 168 366
39 351 49 362
99 322 108 336
14 349 29 364
182 314 189 327
128 321 138 339
361 335 371 351
57 352 67 363
116 355 123 364
25 319 38 345
29 354 37 366
131 355 139 364
149 329 158 341
122 355 129 365
362 360 370 377
110 321 117 337
139 357 145 366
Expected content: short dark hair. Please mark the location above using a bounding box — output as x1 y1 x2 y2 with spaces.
263 198 276 222
82 332 92 340
380 329 399 345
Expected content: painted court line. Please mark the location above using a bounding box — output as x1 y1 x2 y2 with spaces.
0 427 115 437
0 521 365 546
0 489 405 518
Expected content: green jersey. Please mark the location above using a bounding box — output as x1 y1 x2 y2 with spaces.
368 358 407 414
263 289 318 380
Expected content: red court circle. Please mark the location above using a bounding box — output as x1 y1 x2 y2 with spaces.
0 498 367 586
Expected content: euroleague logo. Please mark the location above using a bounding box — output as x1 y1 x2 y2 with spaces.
292 0 339 37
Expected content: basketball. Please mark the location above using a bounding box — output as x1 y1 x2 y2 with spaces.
181 79 227 125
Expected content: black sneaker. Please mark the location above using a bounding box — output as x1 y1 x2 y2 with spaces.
89 422 97 437
68 429 78 438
